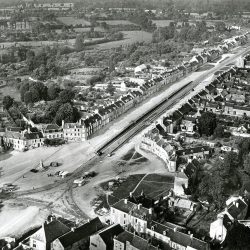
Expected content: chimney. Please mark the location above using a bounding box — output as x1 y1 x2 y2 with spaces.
173 227 177 232
71 227 75 232
62 120 65 128
149 208 153 214
129 192 133 198
236 202 239 208
27 126 31 134
137 204 142 210
190 234 193 240
124 199 128 204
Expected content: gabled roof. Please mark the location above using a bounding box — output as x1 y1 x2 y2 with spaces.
57 217 103 248
31 220 70 244
147 221 208 250
44 124 60 131
116 231 158 250
112 199 151 221
98 224 124 248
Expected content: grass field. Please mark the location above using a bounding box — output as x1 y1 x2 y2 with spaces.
0 86 20 101
96 20 136 25
57 16 91 26
102 173 174 200
97 30 152 49
152 20 175 27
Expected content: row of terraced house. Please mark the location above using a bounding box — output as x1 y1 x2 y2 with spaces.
63 33 248 142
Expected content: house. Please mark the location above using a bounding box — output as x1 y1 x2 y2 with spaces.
210 196 248 243
62 120 87 141
89 224 124 250
176 146 212 160
23 219 70 250
110 199 152 234
147 221 210 250
51 217 103 250
140 130 177 172
114 230 159 250
134 64 148 75
4 128 44 151
120 94 134 112
41 124 63 140
174 171 189 197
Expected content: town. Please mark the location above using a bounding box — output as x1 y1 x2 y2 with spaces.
1 0 250 249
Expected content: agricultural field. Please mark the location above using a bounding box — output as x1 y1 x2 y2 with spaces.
152 19 175 27
96 20 136 25
0 86 20 101
57 16 91 26
97 30 152 49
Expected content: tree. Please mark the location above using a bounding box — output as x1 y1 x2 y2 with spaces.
243 153 250 174
20 82 30 102
55 103 80 125
198 112 217 136
106 83 115 96
75 34 84 52
59 89 75 103
47 84 61 100
24 91 33 104
214 124 224 138
29 87 40 103
215 21 226 32
2 96 14 110
225 222 250 249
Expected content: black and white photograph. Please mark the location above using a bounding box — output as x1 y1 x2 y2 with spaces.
0 0 250 249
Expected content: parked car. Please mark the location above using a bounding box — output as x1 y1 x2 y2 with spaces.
50 162 59 167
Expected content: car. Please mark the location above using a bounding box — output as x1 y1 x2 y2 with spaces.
50 162 59 167
96 151 103 156
107 153 114 157
30 169 38 173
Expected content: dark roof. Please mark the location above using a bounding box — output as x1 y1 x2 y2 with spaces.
31 220 70 243
147 221 208 250
116 231 159 250
176 146 211 156
214 95 224 102
112 199 152 220
57 217 103 248
44 124 60 131
98 224 124 249
24 132 43 140
184 161 198 178
227 198 247 219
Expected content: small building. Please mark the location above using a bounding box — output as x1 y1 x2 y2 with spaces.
51 217 103 250
24 219 70 250
41 124 63 139
4 128 44 151
89 224 124 250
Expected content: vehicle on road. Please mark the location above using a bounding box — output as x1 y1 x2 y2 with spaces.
73 178 86 187
2 183 16 192
50 162 59 167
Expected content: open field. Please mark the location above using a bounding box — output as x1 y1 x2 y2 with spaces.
97 30 152 49
152 19 175 27
96 20 137 25
57 16 91 26
0 86 21 101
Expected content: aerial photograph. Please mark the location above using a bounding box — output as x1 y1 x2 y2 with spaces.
0 0 250 249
